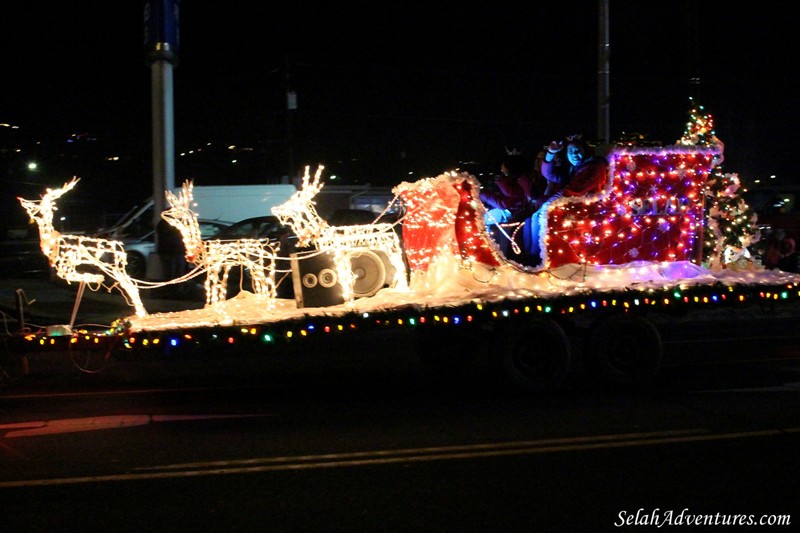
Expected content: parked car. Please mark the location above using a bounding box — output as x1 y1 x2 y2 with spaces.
215 216 298 298
215 216 293 242
748 188 799 239
326 209 382 226
744 187 799 272
326 208 404 242
122 219 231 278
0 229 51 278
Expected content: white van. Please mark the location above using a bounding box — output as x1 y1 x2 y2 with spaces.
101 184 297 279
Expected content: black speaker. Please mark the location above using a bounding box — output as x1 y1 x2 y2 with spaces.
290 251 344 308
350 249 395 298
290 249 396 308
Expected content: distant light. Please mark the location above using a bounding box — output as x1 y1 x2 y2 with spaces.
231 159 237 164
770 175 776 179
27 162 37 170
106 156 120 161
228 145 236 150
330 175 337 180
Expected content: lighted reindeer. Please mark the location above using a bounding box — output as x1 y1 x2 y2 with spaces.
162 180 279 307
271 165 408 302
18 178 147 317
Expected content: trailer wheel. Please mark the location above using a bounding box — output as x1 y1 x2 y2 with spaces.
586 314 663 387
498 319 571 394
414 325 479 378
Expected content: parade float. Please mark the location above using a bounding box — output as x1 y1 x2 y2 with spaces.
9 137 800 393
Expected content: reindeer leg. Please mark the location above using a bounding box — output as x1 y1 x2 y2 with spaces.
117 274 147 317
205 263 223 306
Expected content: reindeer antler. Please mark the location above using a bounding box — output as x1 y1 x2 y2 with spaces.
300 164 325 198
42 177 80 204
18 176 80 222
165 179 194 211
271 165 329 248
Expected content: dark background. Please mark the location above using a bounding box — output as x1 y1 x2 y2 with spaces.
1 1 796 229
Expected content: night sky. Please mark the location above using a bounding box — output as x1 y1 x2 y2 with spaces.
2 1 797 190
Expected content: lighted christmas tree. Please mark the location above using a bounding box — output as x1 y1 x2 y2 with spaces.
678 97 722 149
678 98 759 269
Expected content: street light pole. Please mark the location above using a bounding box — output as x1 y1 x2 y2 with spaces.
597 0 611 150
144 0 180 279
144 0 179 219
285 55 297 182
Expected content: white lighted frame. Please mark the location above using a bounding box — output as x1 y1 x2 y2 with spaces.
271 165 408 302
18 178 148 317
163 181 280 308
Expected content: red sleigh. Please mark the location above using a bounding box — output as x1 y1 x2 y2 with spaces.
395 146 721 273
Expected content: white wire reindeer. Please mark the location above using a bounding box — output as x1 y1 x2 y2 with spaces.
18 178 147 317
162 180 280 307
271 165 408 302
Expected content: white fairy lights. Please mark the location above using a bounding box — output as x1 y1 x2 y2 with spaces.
162 180 279 308
272 165 408 302
18 178 148 317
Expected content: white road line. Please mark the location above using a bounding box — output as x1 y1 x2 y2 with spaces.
1 427 797 488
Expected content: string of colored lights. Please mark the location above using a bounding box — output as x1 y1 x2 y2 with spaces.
17 279 800 355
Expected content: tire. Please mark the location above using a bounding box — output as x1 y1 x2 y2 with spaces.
498 318 571 394
126 252 147 279
414 325 480 378
585 313 663 387
68 335 120 375
1 337 26 389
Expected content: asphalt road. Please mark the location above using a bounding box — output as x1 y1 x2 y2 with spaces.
1 346 798 531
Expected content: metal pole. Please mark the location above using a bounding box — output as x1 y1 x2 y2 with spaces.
597 0 611 148
151 58 176 220
144 0 179 279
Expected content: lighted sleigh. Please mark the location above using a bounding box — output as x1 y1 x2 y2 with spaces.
540 146 720 269
395 145 721 276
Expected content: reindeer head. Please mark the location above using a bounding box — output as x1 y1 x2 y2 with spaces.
271 165 329 248
18 177 80 236
162 180 205 263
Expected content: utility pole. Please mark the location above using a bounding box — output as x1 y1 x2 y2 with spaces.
144 0 179 217
285 55 297 182
597 0 610 150
144 0 180 278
